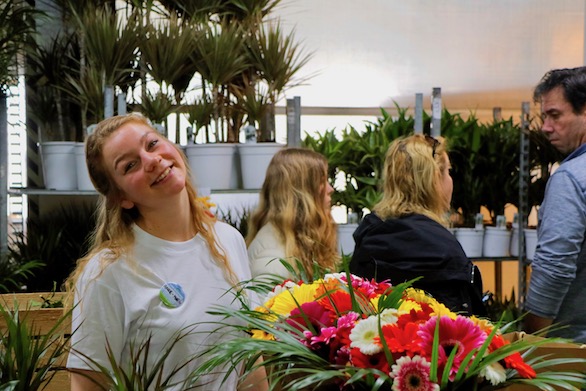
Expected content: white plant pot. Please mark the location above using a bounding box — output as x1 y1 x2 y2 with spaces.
524 228 538 261
510 228 519 257
455 227 484 258
75 142 95 191
40 141 77 190
238 143 284 190
337 223 359 255
482 227 511 257
184 144 239 190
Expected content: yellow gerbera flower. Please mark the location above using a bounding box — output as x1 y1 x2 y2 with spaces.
404 288 456 319
251 329 275 340
270 283 320 316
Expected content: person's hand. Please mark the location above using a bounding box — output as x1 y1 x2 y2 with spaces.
523 312 554 335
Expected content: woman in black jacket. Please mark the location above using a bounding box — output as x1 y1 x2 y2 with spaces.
349 134 486 317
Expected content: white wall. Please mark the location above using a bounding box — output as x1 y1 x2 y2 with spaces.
273 0 585 121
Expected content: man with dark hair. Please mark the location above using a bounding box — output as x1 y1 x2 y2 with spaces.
524 66 586 342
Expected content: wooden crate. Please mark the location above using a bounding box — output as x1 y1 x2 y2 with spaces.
0 292 71 391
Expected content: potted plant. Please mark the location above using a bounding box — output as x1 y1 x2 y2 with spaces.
0 295 72 391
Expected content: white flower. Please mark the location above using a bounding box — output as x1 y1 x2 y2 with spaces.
323 272 346 282
379 308 399 325
349 316 382 355
480 362 507 386
266 280 297 300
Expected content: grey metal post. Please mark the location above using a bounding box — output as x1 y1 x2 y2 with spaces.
414 93 423 134
0 94 8 254
493 107 502 122
117 92 127 115
518 101 531 307
104 85 114 119
286 96 301 147
431 87 442 137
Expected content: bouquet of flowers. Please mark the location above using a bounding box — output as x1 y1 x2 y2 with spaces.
197 271 586 391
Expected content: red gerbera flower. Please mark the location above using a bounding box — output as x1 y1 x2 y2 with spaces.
287 301 334 334
490 335 536 379
318 290 354 318
350 347 390 374
380 321 424 357
397 305 434 328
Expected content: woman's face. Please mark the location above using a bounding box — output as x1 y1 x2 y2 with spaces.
102 122 187 212
322 175 334 209
439 153 453 208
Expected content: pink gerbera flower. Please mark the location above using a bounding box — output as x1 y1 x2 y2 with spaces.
390 355 439 391
418 315 486 379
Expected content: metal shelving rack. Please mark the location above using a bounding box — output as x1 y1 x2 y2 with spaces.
517 102 531 306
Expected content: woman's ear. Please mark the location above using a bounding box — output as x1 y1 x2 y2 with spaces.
120 199 135 210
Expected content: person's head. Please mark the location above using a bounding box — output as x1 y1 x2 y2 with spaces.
247 147 338 275
65 112 238 298
260 147 334 212
373 134 452 224
533 66 586 154
86 112 191 224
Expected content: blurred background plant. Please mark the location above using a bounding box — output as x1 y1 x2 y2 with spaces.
7 203 96 292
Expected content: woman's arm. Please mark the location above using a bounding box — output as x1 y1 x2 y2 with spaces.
238 358 269 391
70 369 110 391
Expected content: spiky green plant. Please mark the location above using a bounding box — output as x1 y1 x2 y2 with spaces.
0 304 73 391
0 253 42 294
138 90 177 129
246 22 312 141
139 14 200 140
185 95 215 142
72 329 200 391
0 0 40 93
76 5 140 88
26 32 79 141
8 203 96 292
193 23 250 142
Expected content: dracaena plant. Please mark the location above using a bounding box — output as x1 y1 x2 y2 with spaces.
72 329 199 391
0 304 73 391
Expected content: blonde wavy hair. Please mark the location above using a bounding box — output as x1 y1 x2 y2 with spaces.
373 134 450 225
64 113 238 305
246 147 339 277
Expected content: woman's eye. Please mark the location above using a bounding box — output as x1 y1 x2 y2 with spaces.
124 161 136 173
148 139 159 149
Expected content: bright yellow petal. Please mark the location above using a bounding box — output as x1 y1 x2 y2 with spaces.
251 329 275 340
270 283 319 316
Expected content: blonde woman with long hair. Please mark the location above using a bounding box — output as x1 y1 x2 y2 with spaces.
65 113 266 391
247 147 339 280
349 134 486 316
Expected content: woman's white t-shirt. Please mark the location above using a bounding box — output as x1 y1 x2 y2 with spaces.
67 222 251 390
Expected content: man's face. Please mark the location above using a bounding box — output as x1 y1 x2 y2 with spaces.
540 86 586 154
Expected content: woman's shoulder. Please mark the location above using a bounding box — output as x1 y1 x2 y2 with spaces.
248 223 284 254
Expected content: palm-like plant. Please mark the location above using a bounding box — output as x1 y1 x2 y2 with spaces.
137 90 177 132
26 33 79 141
0 253 42 294
247 22 313 141
193 23 250 142
0 0 39 94
185 95 215 143
139 14 200 139
68 4 140 126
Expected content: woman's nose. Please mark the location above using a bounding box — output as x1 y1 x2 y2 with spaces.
143 153 161 171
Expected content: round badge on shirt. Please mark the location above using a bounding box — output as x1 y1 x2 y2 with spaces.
159 282 185 308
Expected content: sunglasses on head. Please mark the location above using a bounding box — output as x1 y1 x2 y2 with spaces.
424 135 439 158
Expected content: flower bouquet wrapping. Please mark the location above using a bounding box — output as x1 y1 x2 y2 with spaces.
196 271 586 391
